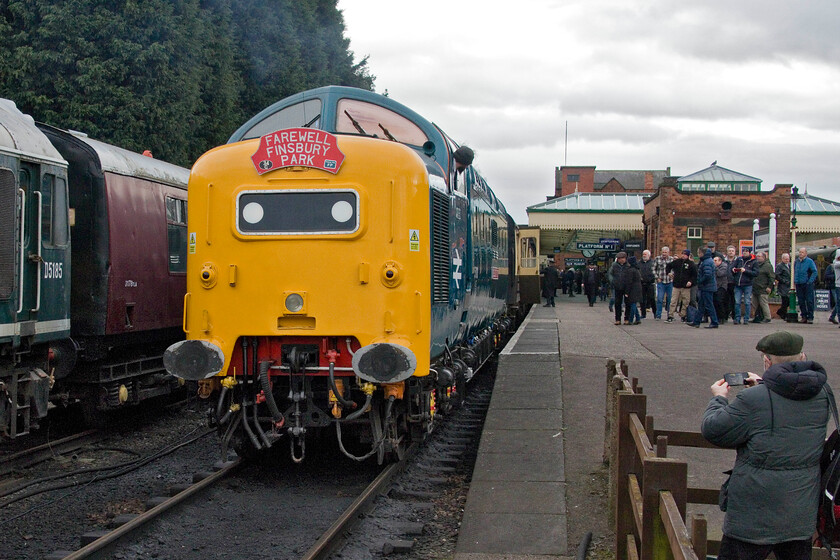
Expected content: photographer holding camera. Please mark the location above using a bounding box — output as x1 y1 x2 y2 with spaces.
702 331 832 560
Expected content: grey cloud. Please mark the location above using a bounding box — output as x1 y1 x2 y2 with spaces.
596 1 840 65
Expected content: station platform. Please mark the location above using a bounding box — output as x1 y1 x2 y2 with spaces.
455 295 840 560
455 305 567 560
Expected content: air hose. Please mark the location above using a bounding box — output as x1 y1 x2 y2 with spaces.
215 385 229 424
328 361 357 410
259 360 284 427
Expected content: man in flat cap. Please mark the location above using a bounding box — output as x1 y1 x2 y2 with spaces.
702 332 832 560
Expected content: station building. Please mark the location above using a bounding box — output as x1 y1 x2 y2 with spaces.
528 162 840 270
554 165 669 198
643 164 790 256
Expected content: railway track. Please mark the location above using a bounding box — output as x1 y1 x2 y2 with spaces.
301 445 417 560
51 458 242 560
4 363 497 560
0 429 102 479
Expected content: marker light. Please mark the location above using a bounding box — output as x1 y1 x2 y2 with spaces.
285 293 304 313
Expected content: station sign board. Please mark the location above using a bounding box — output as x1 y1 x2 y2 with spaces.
754 228 770 255
624 241 643 250
816 289 831 312
599 238 620 245
565 258 586 267
739 239 754 255
576 242 616 251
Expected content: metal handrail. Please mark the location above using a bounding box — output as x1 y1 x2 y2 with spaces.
32 190 42 312
16 188 25 315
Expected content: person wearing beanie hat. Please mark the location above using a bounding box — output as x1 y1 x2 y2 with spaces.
730 248 758 325
702 332 832 558
665 249 697 322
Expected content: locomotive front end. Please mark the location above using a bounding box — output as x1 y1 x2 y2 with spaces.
165 130 434 462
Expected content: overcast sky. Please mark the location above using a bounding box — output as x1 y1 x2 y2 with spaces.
337 0 840 223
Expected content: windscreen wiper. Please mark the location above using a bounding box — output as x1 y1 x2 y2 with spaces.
378 123 397 141
303 114 320 128
344 110 367 135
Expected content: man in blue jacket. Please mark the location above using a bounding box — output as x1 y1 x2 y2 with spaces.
702 331 831 560
689 248 718 328
794 248 818 324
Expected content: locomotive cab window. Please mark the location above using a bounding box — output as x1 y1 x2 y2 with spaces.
166 197 187 273
240 99 322 140
336 99 428 146
520 237 537 269
41 174 69 247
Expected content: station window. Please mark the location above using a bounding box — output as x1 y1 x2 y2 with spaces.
567 174 580 182
166 197 187 273
687 226 703 256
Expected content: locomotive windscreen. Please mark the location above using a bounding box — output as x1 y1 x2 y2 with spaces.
236 189 359 235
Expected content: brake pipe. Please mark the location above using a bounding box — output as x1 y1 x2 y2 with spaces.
327 351 356 410
259 360 285 428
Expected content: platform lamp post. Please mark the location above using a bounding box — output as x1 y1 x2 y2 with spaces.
786 186 801 322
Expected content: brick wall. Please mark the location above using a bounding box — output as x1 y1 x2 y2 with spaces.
555 166 596 197
643 183 792 257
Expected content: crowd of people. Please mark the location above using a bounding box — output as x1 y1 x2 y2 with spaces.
541 245 840 328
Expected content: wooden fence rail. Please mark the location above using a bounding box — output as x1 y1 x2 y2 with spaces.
605 358 707 560
605 358 831 560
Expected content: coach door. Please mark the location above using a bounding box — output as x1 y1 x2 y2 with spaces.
15 162 41 324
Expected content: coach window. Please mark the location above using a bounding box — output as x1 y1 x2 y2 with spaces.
336 99 428 146
166 197 187 274
240 99 322 140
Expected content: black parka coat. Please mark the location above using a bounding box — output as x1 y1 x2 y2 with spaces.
702 361 831 544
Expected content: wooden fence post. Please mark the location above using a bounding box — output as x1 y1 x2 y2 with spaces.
615 390 647 560
691 515 707 560
605 358 618 465
641 458 687 560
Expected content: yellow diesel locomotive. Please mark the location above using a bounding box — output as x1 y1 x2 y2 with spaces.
164 87 521 462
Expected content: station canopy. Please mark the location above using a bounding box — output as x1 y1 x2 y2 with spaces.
527 192 645 231
795 193 840 235
526 192 645 257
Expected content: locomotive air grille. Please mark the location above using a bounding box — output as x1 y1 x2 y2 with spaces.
431 188 450 304
0 169 15 301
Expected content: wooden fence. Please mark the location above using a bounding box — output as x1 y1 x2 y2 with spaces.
605 358 834 560
604 358 721 560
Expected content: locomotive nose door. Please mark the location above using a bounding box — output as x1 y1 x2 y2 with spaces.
15 162 41 323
